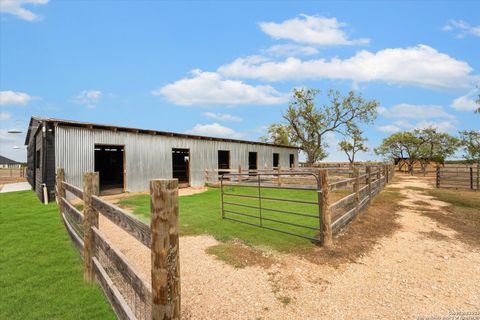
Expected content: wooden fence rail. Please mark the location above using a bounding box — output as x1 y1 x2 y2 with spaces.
56 168 181 320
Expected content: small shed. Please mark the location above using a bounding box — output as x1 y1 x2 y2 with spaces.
25 116 299 202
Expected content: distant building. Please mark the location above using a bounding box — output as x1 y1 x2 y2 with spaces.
0 155 22 169
25 116 299 202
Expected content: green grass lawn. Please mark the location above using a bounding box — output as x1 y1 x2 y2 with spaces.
0 191 115 320
120 187 352 251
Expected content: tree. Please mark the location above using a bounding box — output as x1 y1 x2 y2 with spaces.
374 132 423 174
459 130 480 164
415 128 458 175
260 123 293 146
476 92 480 113
338 127 368 166
375 128 459 174
281 88 378 164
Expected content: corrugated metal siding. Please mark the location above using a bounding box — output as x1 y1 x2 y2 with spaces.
55 126 298 191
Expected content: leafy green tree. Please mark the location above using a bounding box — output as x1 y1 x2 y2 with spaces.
338 127 368 166
415 128 459 175
260 123 293 146
374 132 423 173
459 130 480 164
279 88 378 164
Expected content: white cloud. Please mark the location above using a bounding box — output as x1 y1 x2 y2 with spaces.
377 125 401 133
385 103 455 120
74 90 102 108
414 120 457 132
0 112 12 121
443 19 480 38
186 123 243 139
451 89 479 111
201 112 242 122
0 0 48 21
259 15 369 46
0 90 33 106
153 70 288 106
218 45 474 90
263 44 319 57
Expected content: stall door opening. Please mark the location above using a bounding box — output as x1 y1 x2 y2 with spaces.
172 148 190 186
94 145 125 194
248 152 257 172
289 154 295 168
273 153 279 168
218 150 230 177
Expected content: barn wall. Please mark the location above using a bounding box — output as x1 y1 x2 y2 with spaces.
55 126 298 191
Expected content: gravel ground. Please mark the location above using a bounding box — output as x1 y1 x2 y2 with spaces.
99 176 480 319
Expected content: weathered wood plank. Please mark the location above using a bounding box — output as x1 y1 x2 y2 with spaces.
332 207 356 234
93 257 136 320
330 192 355 213
62 181 83 199
61 197 84 224
150 179 181 320
92 227 152 303
328 177 356 190
62 213 84 254
91 195 151 248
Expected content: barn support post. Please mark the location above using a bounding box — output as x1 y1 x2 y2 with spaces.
150 179 181 320
319 169 332 247
82 172 99 283
56 168 65 210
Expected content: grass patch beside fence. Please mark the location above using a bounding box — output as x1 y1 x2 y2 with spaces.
424 188 480 248
120 187 358 252
0 190 115 320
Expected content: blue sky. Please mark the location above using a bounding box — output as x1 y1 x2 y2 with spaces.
1 0 479 162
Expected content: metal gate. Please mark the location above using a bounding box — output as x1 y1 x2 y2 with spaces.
220 171 323 242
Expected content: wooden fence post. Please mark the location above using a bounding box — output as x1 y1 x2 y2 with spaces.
353 168 360 215
385 164 389 183
238 165 242 183
83 172 99 283
366 166 372 203
470 167 474 190
477 163 479 191
277 166 281 186
319 170 332 247
436 166 440 188
150 179 181 320
56 168 65 210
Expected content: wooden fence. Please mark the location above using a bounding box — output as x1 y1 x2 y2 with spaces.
56 168 180 320
435 165 479 191
0 167 26 178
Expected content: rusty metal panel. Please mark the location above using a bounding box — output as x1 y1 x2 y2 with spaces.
55 126 298 191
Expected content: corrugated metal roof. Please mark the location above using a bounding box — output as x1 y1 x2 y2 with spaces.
25 116 299 149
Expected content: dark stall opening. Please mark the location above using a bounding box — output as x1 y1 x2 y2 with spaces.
273 153 279 168
94 145 125 194
218 150 230 177
248 152 257 175
289 154 295 168
172 148 190 186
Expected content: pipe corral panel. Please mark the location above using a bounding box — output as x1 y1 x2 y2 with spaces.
55 126 298 191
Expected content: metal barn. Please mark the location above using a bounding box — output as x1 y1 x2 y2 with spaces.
25 116 299 202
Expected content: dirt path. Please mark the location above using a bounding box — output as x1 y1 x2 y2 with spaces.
100 175 480 319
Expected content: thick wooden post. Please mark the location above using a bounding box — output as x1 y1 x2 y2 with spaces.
56 168 65 210
385 164 389 183
436 166 440 188
83 172 99 283
353 168 360 214
319 170 332 247
477 163 480 191
150 179 181 320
